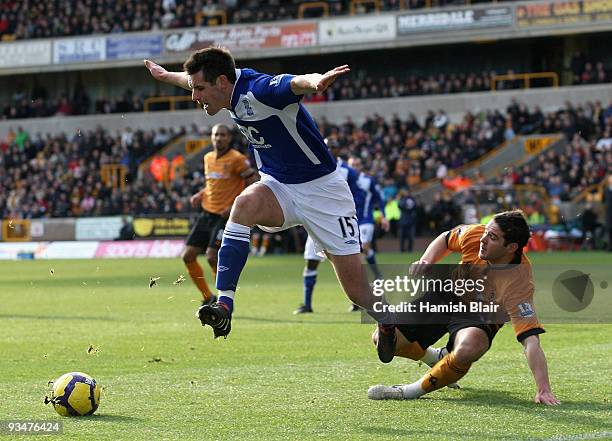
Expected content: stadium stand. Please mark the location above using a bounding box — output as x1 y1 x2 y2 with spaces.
2 99 608 233
3 60 608 120
0 0 508 40
0 125 190 219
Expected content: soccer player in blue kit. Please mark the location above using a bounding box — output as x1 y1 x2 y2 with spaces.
145 48 393 354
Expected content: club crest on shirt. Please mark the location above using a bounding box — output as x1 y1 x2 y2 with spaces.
241 97 255 116
518 302 535 317
270 75 285 87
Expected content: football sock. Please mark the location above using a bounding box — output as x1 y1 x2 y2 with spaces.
420 351 471 393
366 249 382 279
216 222 251 313
303 268 317 308
395 340 426 361
185 260 212 300
420 346 445 367
218 290 234 312
251 234 261 249
261 235 270 252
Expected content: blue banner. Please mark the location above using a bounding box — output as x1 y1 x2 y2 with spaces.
106 34 163 60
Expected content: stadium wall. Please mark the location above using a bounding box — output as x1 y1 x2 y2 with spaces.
1 84 611 137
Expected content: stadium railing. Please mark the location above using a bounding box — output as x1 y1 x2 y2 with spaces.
491 72 559 91
100 164 129 191
298 2 330 18
195 10 228 27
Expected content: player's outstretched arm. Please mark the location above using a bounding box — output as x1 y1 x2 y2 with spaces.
144 59 191 91
522 335 561 405
409 231 452 277
290 65 350 95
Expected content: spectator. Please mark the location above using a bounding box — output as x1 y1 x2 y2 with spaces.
398 189 417 252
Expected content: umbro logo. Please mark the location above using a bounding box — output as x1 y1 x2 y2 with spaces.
345 240 358 245
217 265 230 273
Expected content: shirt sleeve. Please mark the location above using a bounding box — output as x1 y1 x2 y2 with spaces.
232 153 251 176
252 73 300 109
500 271 545 342
446 224 479 252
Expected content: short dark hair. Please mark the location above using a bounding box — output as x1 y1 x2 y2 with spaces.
183 47 236 84
493 210 530 254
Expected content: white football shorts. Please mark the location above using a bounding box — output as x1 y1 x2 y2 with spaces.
257 169 360 256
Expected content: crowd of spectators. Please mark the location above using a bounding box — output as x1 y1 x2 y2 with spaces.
1 100 610 245
0 0 505 41
0 125 185 219
570 52 610 85
4 57 610 121
489 100 612 201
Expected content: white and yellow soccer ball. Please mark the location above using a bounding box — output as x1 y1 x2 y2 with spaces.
46 372 101 416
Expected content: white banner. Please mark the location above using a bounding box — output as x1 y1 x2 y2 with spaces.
75 217 124 241
318 16 396 45
53 37 106 64
0 40 52 68
45 241 100 259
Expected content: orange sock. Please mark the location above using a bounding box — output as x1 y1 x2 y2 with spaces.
185 261 212 300
420 352 471 393
262 235 270 250
396 341 426 360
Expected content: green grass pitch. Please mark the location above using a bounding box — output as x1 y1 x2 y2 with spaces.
1 252 611 440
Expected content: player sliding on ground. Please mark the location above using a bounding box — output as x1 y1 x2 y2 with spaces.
370 210 560 405
145 47 393 343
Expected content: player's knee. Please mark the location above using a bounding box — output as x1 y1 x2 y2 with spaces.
453 339 488 364
231 193 259 221
182 248 197 264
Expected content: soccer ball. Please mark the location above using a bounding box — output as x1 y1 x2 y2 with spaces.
46 372 101 416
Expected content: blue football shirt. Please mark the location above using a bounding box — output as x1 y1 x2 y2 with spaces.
229 68 336 184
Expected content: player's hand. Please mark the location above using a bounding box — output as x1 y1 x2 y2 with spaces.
535 390 560 406
316 65 350 93
409 259 430 278
380 218 390 233
144 59 168 82
190 193 202 208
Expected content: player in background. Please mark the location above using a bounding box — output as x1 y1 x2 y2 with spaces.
183 123 257 304
347 156 390 281
145 48 393 347
294 138 360 314
369 211 560 405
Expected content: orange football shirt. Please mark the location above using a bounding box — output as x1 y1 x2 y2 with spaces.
202 149 251 215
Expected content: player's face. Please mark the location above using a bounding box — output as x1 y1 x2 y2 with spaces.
190 71 228 116
479 220 516 262
211 126 231 153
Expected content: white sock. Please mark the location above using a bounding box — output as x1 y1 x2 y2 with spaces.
419 347 444 368
401 381 426 399
218 290 235 300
